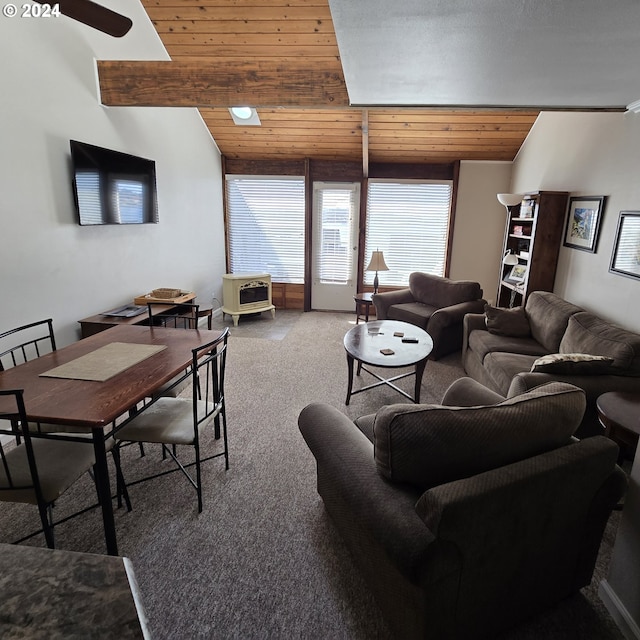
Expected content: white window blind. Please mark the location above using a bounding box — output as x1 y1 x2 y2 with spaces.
111 175 147 224
613 214 640 274
75 170 103 224
365 179 452 287
225 176 305 284
313 183 357 284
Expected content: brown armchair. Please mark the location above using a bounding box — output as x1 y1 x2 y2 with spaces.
299 378 626 639
372 272 486 359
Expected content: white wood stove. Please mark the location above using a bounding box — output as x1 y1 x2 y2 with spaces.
222 273 276 326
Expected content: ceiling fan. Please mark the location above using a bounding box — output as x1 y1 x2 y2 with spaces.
33 0 132 37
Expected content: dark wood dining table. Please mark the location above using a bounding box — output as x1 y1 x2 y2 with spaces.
0 324 224 555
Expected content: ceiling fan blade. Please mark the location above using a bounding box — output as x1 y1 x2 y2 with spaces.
34 0 132 37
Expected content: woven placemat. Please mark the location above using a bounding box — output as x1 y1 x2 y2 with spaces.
40 342 167 382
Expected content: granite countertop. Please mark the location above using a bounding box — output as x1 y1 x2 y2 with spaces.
0 544 149 639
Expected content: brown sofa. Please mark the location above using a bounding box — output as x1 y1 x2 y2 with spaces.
372 272 486 359
298 377 626 640
462 291 640 437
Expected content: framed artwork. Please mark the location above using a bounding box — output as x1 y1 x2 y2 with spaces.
563 196 606 253
507 264 527 283
610 211 640 280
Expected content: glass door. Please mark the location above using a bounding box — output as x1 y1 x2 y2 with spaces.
311 182 360 311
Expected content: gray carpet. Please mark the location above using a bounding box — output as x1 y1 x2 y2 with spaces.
0 311 624 639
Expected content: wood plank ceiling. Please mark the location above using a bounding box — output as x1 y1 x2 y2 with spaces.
98 0 540 165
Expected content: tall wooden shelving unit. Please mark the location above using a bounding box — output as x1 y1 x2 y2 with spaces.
496 190 569 308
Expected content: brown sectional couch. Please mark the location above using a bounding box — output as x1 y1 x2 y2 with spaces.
462 291 640 437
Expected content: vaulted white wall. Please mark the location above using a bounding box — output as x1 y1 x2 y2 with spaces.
511 111 640 332
0 1 225 347
453 161 513 305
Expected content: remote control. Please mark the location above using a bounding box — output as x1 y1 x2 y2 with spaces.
401 337 419 343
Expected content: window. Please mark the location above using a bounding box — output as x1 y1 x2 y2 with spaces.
225 176 306 283
110 175 149 224
313 182 359 284
364 179 453 287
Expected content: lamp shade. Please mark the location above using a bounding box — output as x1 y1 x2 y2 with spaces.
497 193 524 207
366 250 389 272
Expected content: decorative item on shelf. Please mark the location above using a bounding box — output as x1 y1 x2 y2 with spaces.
366 250 389 294
507 264 527 284
512 225 524 236
563 195 607 253
509 282 525 308
520 200 535 218
497 193 525 216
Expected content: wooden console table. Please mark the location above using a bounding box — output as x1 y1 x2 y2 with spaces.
79 303 212 338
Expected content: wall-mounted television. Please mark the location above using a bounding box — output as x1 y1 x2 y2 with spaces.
70 140 158 225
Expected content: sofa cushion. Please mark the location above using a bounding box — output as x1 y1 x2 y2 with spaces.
468 328 548 363
531 352 614 375
524 292 583 352
387 302 434 329
485 305 531 337
560 312 640 375
409 272 482 308
372 382 585 490
483 352 540 394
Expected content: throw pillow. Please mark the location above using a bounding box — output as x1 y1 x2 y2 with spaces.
530 352 614 374
484 304 531 337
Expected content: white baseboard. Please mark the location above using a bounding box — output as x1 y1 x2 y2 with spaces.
600 579 640 640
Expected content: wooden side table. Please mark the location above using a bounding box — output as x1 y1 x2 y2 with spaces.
596 392 640 463
354 292 374 324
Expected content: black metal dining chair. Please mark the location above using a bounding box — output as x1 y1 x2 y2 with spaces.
115 329 229 512
146 302 200 329
0 319 56 372
0 319 61 439
0 388 130 548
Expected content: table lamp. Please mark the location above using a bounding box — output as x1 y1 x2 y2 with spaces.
366 250 389 294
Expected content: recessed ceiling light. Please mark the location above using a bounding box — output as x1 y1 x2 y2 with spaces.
229 107 261 126
231 107 253 119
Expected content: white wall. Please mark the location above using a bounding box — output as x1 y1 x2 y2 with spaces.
453 162 514 305
511 111 640 332
0 1 225 347
513 110 640 638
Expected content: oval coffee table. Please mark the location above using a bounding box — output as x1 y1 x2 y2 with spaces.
343 320 433 405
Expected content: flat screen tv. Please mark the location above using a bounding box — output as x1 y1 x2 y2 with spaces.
70 140 158 225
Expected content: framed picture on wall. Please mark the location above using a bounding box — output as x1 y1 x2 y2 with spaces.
609 211 640 280
563 196 606 253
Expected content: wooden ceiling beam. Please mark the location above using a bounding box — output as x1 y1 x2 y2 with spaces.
362 109 369 178
97 60 349 107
